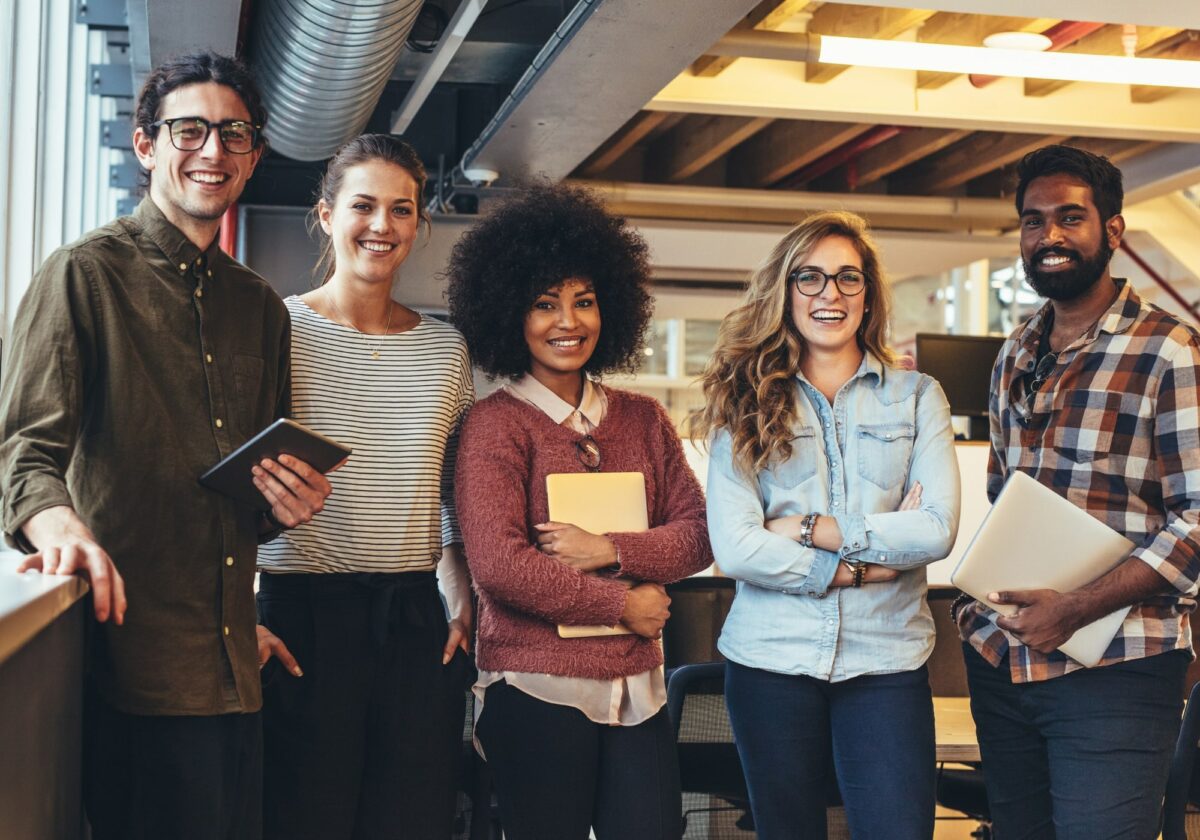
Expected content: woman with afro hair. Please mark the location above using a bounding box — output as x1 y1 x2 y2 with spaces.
448 183 712 840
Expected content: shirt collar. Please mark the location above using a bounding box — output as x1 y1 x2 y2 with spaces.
132 197 222 279
795 351 884 390
507 374 605 427
1014 278 1136 370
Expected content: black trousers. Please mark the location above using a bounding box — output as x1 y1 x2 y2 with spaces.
258 571 472 840
83 680 263 840
475 679 683 840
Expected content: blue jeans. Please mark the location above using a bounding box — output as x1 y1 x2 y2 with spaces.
963 643 1188 840
725 660 935 840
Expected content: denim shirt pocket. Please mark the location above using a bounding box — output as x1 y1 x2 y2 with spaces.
856 422 915 490
761 425 819 489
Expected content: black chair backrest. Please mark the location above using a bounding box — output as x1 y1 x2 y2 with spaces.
1162 680 1200 839
663 577 736 670
667 662 749 803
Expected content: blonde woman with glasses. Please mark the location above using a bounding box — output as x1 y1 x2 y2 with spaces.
691 211 961 840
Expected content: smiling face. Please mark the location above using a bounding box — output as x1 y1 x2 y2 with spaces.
318 159 420 287
524 278 601 390
789 234 868 359
133 81 261 244
1019 173 1123 301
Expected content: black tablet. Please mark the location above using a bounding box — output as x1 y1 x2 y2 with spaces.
198 418 352 510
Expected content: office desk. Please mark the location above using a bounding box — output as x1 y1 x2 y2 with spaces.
934 696 980 763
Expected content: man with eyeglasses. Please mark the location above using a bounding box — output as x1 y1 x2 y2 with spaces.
955 144 1200 838
0 52 330 839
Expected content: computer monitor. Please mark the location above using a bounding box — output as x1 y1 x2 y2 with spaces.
915 333 1006 440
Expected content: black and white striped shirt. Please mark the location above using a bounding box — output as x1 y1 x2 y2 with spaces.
257 296 474 574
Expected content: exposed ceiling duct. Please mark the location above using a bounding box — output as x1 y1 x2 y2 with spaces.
246 0 423 161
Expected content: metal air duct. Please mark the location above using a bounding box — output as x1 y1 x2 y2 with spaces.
246 0 423 161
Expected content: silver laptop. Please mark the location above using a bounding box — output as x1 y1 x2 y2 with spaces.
951 470 1134 667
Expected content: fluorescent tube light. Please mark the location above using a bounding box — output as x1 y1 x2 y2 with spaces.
818 34 1200 89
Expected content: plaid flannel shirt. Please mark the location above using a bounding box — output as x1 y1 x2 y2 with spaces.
958 279 1200 683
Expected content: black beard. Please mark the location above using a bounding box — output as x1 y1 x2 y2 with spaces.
1022 239 1113 302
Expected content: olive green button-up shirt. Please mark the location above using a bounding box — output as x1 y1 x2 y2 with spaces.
0 198 289 716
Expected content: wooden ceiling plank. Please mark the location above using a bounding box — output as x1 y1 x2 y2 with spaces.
854 127 972 186
691 0 812 77
731 120 869 187
578 111 672 178
894 132 1069 193
651 115 774 183
1064 137 1164 165
806 6 937 84
1024 25 1183 97
916 12 1056 90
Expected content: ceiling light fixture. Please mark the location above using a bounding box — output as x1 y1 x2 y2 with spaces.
712 30 1200 89
982 31 1053 52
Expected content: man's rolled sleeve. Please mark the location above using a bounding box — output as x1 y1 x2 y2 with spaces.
0 250 97 549
1130 342 1200 596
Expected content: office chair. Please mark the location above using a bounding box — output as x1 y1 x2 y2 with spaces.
666 662 755 838
1162 680 1200 839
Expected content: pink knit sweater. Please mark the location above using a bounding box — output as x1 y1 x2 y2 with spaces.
455 386 713 679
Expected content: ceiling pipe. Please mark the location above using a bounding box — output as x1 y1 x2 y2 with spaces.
777 125 907 190
391 0 487 134
969 20 1107 88
1119 240 1200 321
246 0 423 161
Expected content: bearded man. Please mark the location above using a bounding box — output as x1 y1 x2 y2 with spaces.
954 144 1200 840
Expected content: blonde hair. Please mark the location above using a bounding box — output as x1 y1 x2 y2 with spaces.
687 211 897 478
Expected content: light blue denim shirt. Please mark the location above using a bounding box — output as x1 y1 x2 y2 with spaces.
708 353 961 681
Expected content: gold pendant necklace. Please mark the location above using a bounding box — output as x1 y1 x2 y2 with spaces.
325 289 392 360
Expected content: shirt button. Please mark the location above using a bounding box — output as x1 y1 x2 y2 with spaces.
832 501 840 508
225 556 234 567
206 269 212 277
178 262 187 271
215 418 224 429
827 618 835 625
194 288 203 298
205 353 213 364
195 257 202 266
223 626 230 636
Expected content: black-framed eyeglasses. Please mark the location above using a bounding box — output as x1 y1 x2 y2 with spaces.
788 268 867 297
1025 351 1059 412
574 435 601 472
150 117 262 154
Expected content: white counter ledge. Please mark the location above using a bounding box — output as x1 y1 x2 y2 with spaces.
0 550 89 666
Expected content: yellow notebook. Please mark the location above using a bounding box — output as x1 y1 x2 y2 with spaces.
546 472 648 638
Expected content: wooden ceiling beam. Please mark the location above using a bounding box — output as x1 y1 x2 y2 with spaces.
892 132 1069 194
730 119 869 187
577 111 673 178
690 0 812 77
649 115 773 183
915 12 1055 90
805 6 937 83
1024 25 1183 97
1131 32 1200 103
853 127 972 187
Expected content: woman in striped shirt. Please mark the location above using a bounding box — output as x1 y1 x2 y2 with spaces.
255 135 474 840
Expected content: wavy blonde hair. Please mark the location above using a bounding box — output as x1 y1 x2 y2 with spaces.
687 211 897 478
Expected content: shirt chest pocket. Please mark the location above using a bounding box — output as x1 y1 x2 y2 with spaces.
856 422 915 490
1050 390 1149 465
761 425 819 489
232 354 265 435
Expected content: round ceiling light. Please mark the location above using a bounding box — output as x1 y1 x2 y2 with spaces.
983 31 1054 51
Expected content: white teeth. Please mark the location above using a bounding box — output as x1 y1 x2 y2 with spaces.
549 338 583 347
1042 255 1071 266
812 311 846 322
359 241 395 253
187 172 227 184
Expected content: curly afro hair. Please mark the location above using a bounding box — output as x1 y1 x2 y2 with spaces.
446 182 654 380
